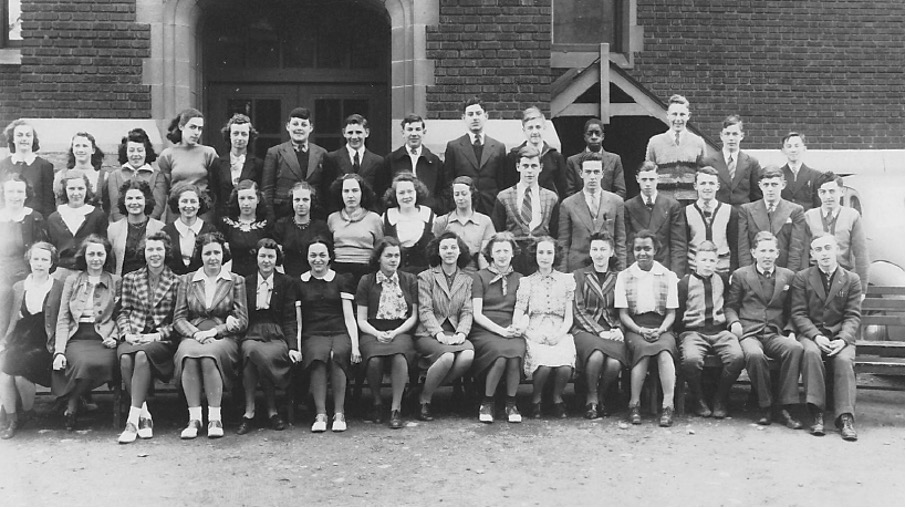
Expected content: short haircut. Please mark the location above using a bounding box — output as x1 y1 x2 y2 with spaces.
138 231 173 265
759 166 784 182
721 114 744 132
752 230 778 250
307 235 334 261
255 237 285 266
695 240 718 254
781 131 806 146
117 128 158 165
583 118 604 132
192 231 231 266
116 179 155 217
521 106 544 125
695 166 720 181
668 94 690 108
25 241 59 271
815 170 844 189
0 174 32 208
66 132 106 171
481 231 521 264
220 113 259 147
810 232 838 248
290 180 319 211
527 236 563 271
516 144 541 161
400 113 425 129
56 170 96 205
227 179 267 220
4 119 40 153
632 229 661 252
426 231 472 269
330 173 376 211
637 161 658 175
343 114 369 131
383 172 430 208
461 96 485 114
167 182 210 216
588 231 615 250
74 234 115 272
369 236 402 271
288 107 312 122
166 108 204 144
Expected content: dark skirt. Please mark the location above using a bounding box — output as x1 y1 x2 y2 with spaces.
1 311 52 386
624 312 678 367
174 336 240 390
301 333 352 378
53 324 117 397
468 328 526 375
415 322 474 369
332 262 372 284
241 339 291 389
360 319 417 367
574 331 629 370
117 340 177 382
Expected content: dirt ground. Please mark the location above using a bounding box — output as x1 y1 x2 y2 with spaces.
0 387 903 507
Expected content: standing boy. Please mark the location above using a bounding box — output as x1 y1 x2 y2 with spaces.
377 114 444 212
701 115 762 206
505 106 568 198
325 114 383 195
738 167 807 271
780 132 822 210
565 118 626 198
262 107 329 219
644 94 706 202
624 161 687 276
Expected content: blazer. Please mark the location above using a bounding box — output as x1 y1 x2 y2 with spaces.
325 147 384 196
571 267 621 337
378 146 444 213
262 141 330 217
115 266 180 340
505 142 569 199
738 198 807 270
558 190 626 272
102 165 169 222
173 270 249 340
701 150 762 206
211 154 264 218
160 220 219 276
624 194 687 275
416 266 473 338
443 134 508 215
790 266 862 345
107 218 165 276
781 163 822 210
490 185 560 240
244 271 298 349
724 264 795 339
565 150 627 198
55 271 121 352
1 278 64 353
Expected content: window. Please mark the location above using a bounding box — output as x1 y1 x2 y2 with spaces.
2 0 22 48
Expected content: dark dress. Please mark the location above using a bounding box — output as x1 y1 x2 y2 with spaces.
468 268 526 375
242 272 297 388
382 208 435 274
297 270 354 377
221 217 272 278
572 268 629 369
0 156 56 219
161 220 219 276
272 216 331 277
121 221 148 275
355 271 418 367
1 296 53 386
46 206 108 271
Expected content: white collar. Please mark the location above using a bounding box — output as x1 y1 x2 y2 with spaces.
174 218 204 236
722 147 739 160
191 266 232 283
230 152 246 164
788 161 802 173
470 132 485 144
10 152 37 165
516 182 539 195
23 274 53 293
407 145 422 157
58 204 94 217
0 206 32 222
346 145 364 160
696 198 717 210
122 163 154 174
629 261 668 276
300 269 336 282
583 187 601 199
642 192 658 204
258 272 274 287
447 211 480 225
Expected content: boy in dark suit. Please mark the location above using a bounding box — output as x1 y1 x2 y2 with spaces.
738 167 807 270
377 114 444 213
442 97 508 215
505 106 568 199
565 118 626 198
791 234 861 440
725 231 803 428
701 115 762 206
624 161 687 276
780 132 821 210
324 114 384 200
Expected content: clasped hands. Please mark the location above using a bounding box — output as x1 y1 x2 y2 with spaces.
436 331 467 345
814 334 846 356
638 327 662 343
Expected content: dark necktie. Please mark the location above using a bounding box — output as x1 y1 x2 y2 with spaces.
521 187 533 227
472 135 483 165
353 151 361 173
767 204 776 234
645 198 654 210
822 211 836 235
727 154 736 180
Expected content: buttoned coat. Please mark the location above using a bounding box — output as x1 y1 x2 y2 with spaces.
244 271 298 348
2 278 64 353
701 150 763 206
565 150 627 198
325 147 384 198
624 193 687 275
558 190 626 272
724 264 795 339
738 198 807 270
781 163 822 210
115 266 180 340
261 141 330 217
173 271 249 340
55 271 121 352
160 220 219 276
442 134 508 215
790 266 862 345
416 266 473 338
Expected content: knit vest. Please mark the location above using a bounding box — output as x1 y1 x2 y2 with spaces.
686 202 731 272
682 272 727 331
624 269 670 316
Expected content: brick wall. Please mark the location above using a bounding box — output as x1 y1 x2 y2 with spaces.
0 65 21 128
16 0 151 119
426 0 552 120
628 0 905 150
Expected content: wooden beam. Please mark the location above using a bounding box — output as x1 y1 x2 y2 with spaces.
600 43 610 124
550 62 600 117
550 51 598 69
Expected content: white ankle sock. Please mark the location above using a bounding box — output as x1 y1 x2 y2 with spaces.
188 406 203 422
208 406 221 421
140 402 151 418
127 406 141 427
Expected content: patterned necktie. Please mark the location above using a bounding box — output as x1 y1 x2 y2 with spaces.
767 204 775 233
521 187 533 227
675 132 681 146
472 134 483 164
727 154 736 180
353 151 360 173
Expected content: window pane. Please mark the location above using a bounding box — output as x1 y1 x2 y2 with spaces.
315 99 342 134
247 16 280 68
553 0 615 46
8 0 22 41
254 99 282 134
227 99 252 117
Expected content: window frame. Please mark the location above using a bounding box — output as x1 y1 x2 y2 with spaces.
2 0 22 49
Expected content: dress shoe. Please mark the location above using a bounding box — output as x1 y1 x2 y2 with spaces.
388 410 403 429
552 402 567 419
583 403 600 420
117 422 138 444
331 413 347 432
207 419 224 438
478 401 494 423
711 398 728 419
0 419 19 439
839 413 858 441
269 414 286 431
755 408 772 426
311 414 328 433
659 406 674 427
506 402 522 423
529 402 542 419
366 404 384 424
779 408 803 430
180 419 202 439
137 417 153 439
693 398 712 418
598 399 611 417
810 411 825 436
63 411 77 431
236 417 254 435
628 404 642 425
417 403 434 422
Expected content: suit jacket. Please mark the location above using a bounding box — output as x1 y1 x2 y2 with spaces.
244 271 298 349
262 141 330 218
115 266 180 340
558 190 626 272
565 150 627 198
791 266 862 345
211 154 264 218
624 194 687 275
378 146 444 213
160 220 219 276
2 278 64 353
701 150 762 206
490 185 560 239
173 270 249 340
107 218 165 276
781 163 822 210
416 266 473 338
505 142 569 199
724 264 795 339
738 198 807 270
325 147 384 194
443 134 508 215
55 271 121 352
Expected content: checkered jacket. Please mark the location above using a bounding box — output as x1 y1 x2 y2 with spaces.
490 186 559 240
116 266 180 340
